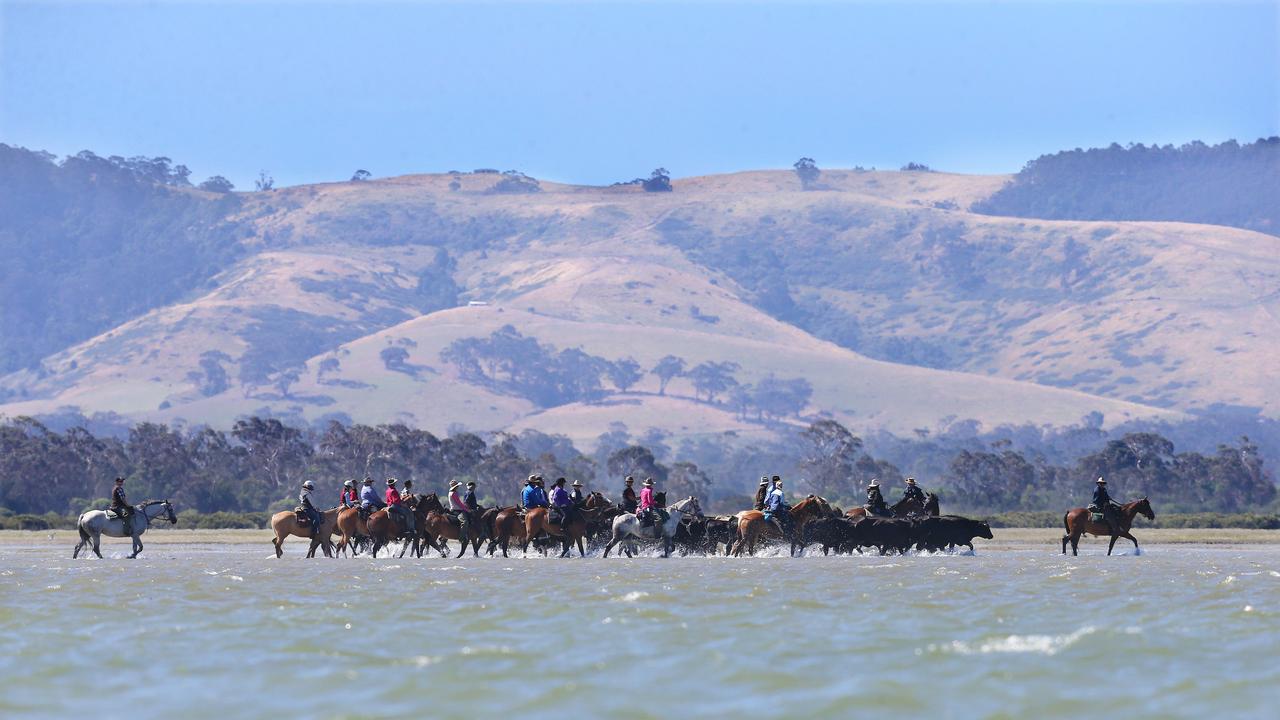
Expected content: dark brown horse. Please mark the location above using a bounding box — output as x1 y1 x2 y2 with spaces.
1062 497 1155 556
731 495 833 556
365 496 428 558
846 493 939 521
488 506 526 557
414 493 477 558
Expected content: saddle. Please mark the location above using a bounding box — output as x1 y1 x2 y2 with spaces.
294 507 311 526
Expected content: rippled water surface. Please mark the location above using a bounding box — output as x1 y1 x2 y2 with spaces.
3 540 1278 719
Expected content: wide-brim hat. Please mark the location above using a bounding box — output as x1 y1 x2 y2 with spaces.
759 478 769 486
869 479 880 488
643 479 654 487
449 481 461 491
363 477 373 484
771 475 781 481
115 477 125 483
386 478 397 485
572 480 583 487
1096 477 1107 484
905 477 917 485
624 478 634 484
343 480 354 487
302 481 315 489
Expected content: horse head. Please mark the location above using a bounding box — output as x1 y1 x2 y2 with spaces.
924 493 940 516
671 496 703 519
142 499 177 524
417 493 444 514
1135 497 1155 521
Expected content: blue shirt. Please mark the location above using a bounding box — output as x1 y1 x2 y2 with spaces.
765 488 786 512
522 485 548 508
359 484 382 509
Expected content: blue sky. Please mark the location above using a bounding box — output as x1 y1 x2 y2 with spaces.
2 1 1276 188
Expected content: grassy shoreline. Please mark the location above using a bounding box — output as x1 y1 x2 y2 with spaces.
2 527 1278 547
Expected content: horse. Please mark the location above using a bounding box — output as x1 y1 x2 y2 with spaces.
524 503 591 558
334 506 370 556
270 506 341 558
73 499 176 559
603 496 704 558
731 495 832 557
1062 497 1155 556
412 493 467 558
365 499 425 558
845 493 939 521
487 506 526 558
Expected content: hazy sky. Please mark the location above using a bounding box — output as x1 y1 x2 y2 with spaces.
2 1 1276 188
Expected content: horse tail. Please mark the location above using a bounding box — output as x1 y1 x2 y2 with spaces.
1062 511 1070 534
78 520 91 545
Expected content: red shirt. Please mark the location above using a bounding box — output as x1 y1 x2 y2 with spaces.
386 488 402 506
340 489 357 505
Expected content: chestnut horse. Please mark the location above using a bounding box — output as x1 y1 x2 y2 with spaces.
524 505 589 558
334 506 370 556
365 497 428 558
1062 497 1155 556
846 493 939 521
731 495 833 557
270 506 341 558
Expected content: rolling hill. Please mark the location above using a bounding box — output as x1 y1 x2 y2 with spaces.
3 160 1277 448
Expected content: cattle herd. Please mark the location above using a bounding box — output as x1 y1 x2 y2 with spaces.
683 512 995 557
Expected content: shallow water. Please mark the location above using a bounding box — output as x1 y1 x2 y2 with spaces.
2 540 1278 719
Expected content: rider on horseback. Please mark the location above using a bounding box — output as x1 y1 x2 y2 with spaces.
764 477 793 540
571 479 586 507
448 480 472 537
550 478 574 526
359 476 382 518
621 476 638 513
1090 477 1121 534
638 478 666 528
522 475 548 510
902 477 926 505
340 480 359 509
385 478 416 538
866 480 890 517
299 480 322 538
109 476 134 536
753 476 769 511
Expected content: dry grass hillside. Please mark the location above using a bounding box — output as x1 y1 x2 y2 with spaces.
3 166 1274 445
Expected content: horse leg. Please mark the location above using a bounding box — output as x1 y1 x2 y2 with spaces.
1107 534 1118 556
1124 532 1140 554
603 532 618 558
455 535 467 558
577 536 585 557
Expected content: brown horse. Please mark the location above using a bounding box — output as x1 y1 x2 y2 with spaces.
731 495 832 557
488 506 528 557
365 498 425 558
413 493 475 558
524 506 589 557
270 506 341 558
1062 497 1155 556
846 493 939 521
334 506 370 556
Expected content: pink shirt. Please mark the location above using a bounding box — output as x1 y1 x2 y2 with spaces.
638 487 655 510
449 491 468 512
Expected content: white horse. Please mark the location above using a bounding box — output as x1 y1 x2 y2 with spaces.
73 499 176 559
603 496 702 558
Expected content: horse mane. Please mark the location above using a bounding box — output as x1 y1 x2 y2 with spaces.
138 498 168 506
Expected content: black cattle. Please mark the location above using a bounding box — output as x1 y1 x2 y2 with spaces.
914 515 993 553
703 516 736 555
852 517 915 555
800 517 862 555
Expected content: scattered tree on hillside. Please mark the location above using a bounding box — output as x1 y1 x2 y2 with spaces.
793 157 820 190
490 170 541 194
254 171 275 191
198 175 235 193
380 346 411 373
650 355 686 395
351 169 372 182
189 350 231 397
273 365 303 398
440 325 615 407
901 162 933 172
607 357 643 393
752 375 813 419
688 361 740 403
642 168 672 192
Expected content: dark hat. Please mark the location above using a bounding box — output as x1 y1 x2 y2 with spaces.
114 476 125 483
772 475 781 482
555 477 566 485
467 481 476 487
624 477 634 484
363 476 373 484
387 478 398 486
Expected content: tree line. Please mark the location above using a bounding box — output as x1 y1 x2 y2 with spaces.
974 137 1280 236
1 413 1272 519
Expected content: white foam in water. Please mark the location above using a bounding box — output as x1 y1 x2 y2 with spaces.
613 591 649 602
933 626 1096 656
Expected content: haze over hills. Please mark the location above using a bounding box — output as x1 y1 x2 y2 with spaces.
1 144 1277 450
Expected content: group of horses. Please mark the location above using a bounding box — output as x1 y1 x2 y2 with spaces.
63 488 1156 560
